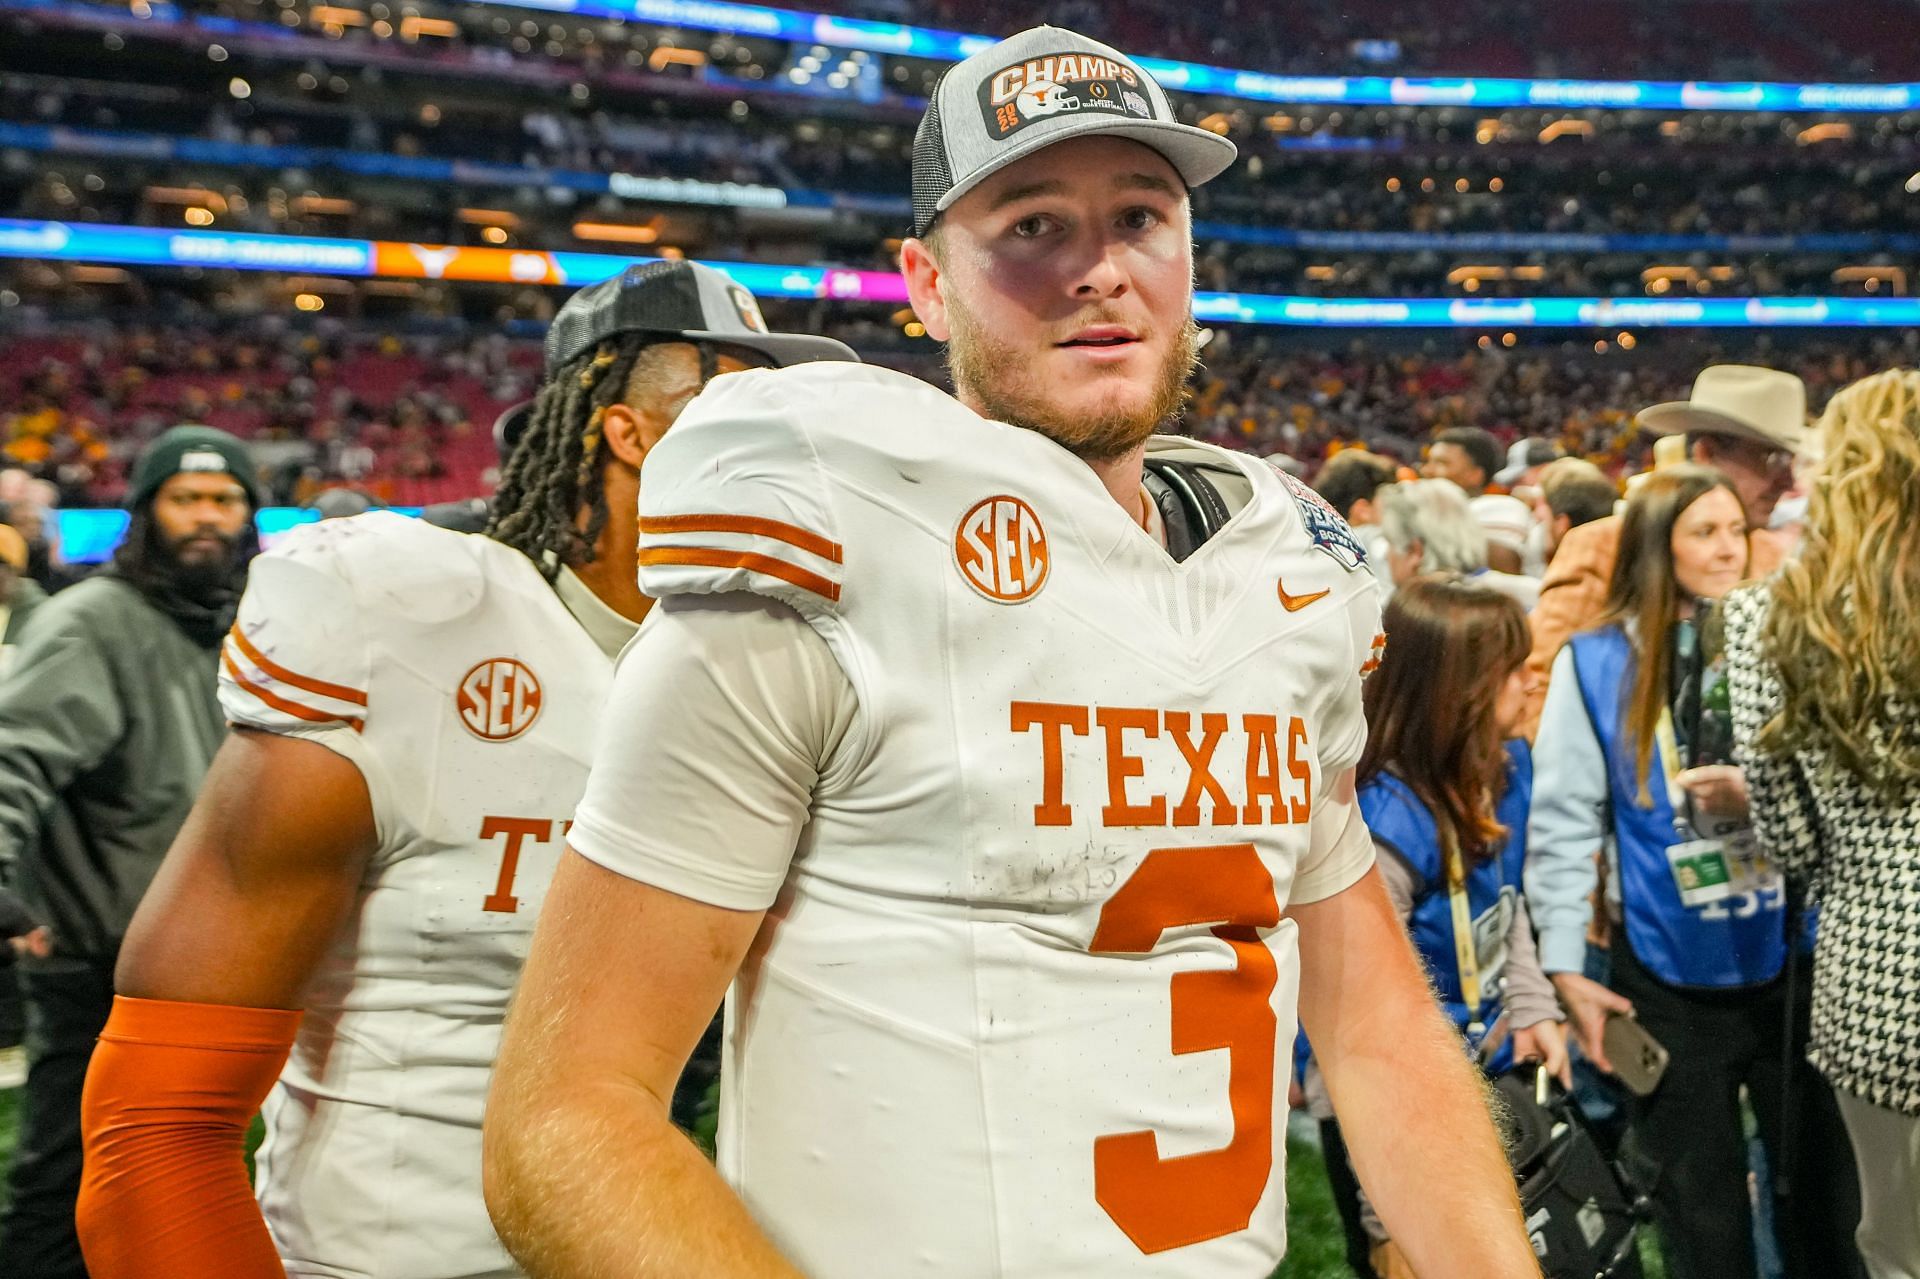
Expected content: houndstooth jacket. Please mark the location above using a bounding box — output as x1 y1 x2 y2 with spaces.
1725 584 1920 1116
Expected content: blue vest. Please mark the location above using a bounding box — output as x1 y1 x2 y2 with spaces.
1566 626 1786 989
1360 740 1532 1071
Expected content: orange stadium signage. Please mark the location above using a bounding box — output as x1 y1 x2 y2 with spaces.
372 242 565 285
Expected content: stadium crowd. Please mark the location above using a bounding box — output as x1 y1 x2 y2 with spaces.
2 11 1919 1279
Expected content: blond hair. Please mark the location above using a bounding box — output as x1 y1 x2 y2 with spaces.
1758 368 1920 795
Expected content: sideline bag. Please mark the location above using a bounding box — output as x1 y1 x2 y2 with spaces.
1494 1062 1650 1279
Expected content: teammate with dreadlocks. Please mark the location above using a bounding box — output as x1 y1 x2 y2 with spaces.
72 262 855 1279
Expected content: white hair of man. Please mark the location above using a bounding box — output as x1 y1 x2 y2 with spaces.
1378 477 1489 573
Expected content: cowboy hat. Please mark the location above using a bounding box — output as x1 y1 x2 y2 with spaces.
1637 364 1807 455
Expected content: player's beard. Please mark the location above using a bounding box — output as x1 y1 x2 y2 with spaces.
944 296 1200 462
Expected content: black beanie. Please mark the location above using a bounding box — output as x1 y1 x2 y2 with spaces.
126 425 260 511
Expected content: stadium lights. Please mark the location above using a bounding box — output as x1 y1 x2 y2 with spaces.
146 186 229 213
1447 266 1508 284
573 221 661 244
69 265 132 285
292 195 358 216
398 15 458 39
650 46 709 70
1796 122 1853 144
1835 266 1907 294
1537 120 1595 143
309 6 367 25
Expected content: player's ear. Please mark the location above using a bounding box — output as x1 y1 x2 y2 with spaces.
900 236 951 342
600 402 651 470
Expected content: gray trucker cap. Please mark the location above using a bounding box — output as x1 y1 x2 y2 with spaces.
909 25 1239 237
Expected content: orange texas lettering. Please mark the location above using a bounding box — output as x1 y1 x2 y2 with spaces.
1010 701 1313 830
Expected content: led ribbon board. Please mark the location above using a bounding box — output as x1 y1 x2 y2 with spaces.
15 0 1919 111
6 219 1917 327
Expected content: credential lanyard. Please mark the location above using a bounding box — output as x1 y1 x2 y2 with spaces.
1442 825 1482 1029
1654 704 1691 833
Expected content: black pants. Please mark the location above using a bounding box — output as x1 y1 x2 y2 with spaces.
0 952 24 1049
671 1009 724 1134
1611 936 1862 1279
1317 1118 1378 1278
0 962 115 1279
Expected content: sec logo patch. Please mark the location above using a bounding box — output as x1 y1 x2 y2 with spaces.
955 495 1049 603
457 658 543 742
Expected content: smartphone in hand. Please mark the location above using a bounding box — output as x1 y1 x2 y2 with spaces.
1602 1012 1671 1096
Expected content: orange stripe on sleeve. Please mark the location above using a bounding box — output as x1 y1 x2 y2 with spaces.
222 649 365 732
227 627 369 708
638 546 842 603
639 513 843 564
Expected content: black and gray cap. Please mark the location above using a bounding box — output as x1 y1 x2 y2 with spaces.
910 25 1238 238
495 259 857 451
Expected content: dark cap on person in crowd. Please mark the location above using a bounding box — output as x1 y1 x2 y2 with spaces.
310 488 376 520
494 260 858 453
1494 437 1562 487
909 25 1239 238
127 425 259 512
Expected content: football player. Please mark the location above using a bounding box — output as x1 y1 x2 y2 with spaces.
72 263 854 1279
486 27 1543 1279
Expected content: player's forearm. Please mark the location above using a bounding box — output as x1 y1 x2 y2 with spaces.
77 997 299 1279
484 1081 805 1279
1318 993 1539 1279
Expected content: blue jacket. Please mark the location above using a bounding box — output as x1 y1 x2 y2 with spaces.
1360 740 1532 1069
1564 626 1786 988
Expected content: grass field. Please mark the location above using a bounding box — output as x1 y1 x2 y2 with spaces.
0 1083 1658 1279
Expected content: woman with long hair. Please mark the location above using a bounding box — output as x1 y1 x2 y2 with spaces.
1311 574 1565 1279
1728 368 1920 1278
1528 463 1860 1279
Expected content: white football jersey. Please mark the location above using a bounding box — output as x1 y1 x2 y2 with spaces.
626 365 1383 1277
220 512 620 1279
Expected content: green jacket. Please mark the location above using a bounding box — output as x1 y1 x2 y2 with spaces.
0 577 46 652
0 575 225 966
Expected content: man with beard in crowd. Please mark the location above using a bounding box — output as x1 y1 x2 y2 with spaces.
0 424 255 1278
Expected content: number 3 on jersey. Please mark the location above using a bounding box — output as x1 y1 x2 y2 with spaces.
1090 843 1281 1255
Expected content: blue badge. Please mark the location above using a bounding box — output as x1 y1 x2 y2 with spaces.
1271 463 1368 571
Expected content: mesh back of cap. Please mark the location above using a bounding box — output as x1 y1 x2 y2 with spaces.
910 82 953 237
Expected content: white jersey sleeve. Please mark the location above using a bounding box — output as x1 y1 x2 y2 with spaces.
635 368 845 620
568 593 857 911
220 522 382 786
1288 537 1385 905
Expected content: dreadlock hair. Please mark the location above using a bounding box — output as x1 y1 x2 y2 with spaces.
487 334 724 580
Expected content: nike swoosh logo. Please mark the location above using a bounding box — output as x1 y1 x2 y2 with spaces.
1277 581 1332 612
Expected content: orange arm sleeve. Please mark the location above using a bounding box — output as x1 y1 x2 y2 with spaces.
77 994 302 1279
